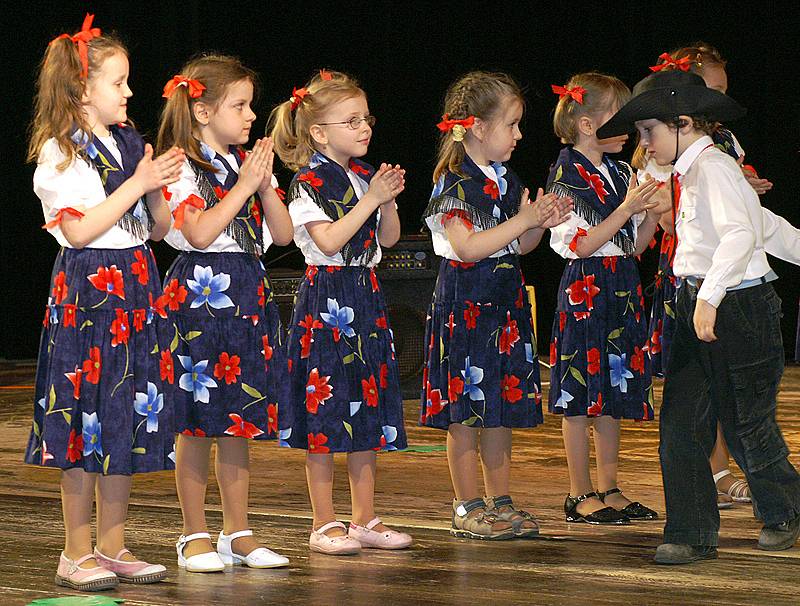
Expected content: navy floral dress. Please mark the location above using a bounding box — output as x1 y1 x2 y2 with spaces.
420 155 543 429
25 126 175 474
547 147 653 420
161 143 285 440
279 152 407 453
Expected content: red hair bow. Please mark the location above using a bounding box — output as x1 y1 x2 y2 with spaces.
162 75 206 99
650 52 693 72
290 87 309 111
50 13 101 79
551 84 585 104
319 69 333 81
437 114 475 133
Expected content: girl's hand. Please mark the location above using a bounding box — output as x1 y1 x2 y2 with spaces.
645 178 672 220
621 174 661 216
364 163 404 208
132 144 185 194
256 138 276 193
737 157 773 195
518 188 559 229
237 138 270 195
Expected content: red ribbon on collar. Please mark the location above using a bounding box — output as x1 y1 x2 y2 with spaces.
50 13 101 79
436 114 475 132
551 84 586 104
649 52 693 73
163 75 206 99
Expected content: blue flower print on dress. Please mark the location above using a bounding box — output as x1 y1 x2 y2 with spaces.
554 389 574 409
134 382 164 433
525 342 534 364
82 412 103 457
278 427 292 447
309 151 330 170
461 356 485 401
382 425 398 451
187 265 235 310
320 298 356 338
609 353 634 394
431 174 446 199
71 130 99 160
178 355 218 403
200 141 229 182
490 162 508 197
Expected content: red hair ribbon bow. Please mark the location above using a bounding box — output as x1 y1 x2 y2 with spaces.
551 84 586 104
42 207 85 229
290 87 309 111
50 13 102 79
437 114 475 132
319 69 333 81
649 52 693 72
162 75 206 99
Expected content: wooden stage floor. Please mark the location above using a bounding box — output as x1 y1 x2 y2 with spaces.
1 361 799 605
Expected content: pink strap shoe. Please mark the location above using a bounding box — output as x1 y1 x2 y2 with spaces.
94 548 167 584
309 521 362 555
55 552 119 591
348 517 413 549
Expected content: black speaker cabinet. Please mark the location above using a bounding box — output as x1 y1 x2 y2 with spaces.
267 235 439 401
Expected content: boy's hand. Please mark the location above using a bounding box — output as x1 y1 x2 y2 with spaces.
693 298 718 342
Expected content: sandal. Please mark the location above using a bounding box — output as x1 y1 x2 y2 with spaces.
717 492 734 510
485 495 539 538
451 497 515 540
597 488 658 521
713 469 751 503
565 492 630 525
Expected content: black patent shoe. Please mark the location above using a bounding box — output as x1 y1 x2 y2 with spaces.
564 492 630 525
598 487 659 521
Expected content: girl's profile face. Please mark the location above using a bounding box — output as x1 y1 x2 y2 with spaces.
315 94 372 166
204 78 257 152
481 96 523 164
83 51 132 135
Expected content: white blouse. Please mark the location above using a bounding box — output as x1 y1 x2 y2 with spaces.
289 166 384 267
425 163 521 261
164 153 278 254
35 137 147 249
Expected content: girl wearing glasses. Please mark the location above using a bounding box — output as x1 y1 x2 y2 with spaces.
269 69 412 555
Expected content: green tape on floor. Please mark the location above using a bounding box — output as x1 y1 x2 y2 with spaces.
28 597 124 605
401 444 447 453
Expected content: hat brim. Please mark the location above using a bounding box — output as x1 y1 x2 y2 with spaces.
597 85 746 139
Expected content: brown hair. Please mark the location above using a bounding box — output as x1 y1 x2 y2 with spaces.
268 70 364 172
666 42 727 75
156 54 259 172
27 32 128 170
664 116 719 136
553 72 631 145
433 71 524 182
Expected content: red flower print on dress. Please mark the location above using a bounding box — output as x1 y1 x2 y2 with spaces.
267 403 278 435
559 311 567 332
110 309 130 346
515 288 524 309
181 428 207 437
162 279 188 311
362 374 379 407
380 363 388 389
52 271 68 304
588 392 603 416
150 292 168 319
369 269 380 292
587 347 601 375
349 160 370 176
214 352 241 384
65 367 83 399
464 300 480 330
565 275 600 310
305 266 318 286
375 314 388 329
446 312 457 338
299 314 323 358
160 349 174 384
650 320 663 355
257 282 265 307
89 265 126 300
132 309 146 332
483 178 500 200
426 385 446 416
262 335 273 362
550 338 558 366
602 256 618 273
63 304 77 328
501 374 523 403
306 368 333 413
569 227 589 254
448 373 464 403
575 163 609 203
250 197 262 226
631 346 645 374
499 312 520 355
642 402 651 421
131 250 149 285
224 413 264 439
573 311 590 321
307 432 330 453
363 229 375 250
82 347 102 383
298 171 323 191
66 429 84 463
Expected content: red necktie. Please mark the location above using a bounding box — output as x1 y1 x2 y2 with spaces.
668 173 682 263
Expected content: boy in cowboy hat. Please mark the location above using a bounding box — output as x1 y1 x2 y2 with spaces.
598 70 800 564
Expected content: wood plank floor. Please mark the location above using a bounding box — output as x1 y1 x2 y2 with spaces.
1 360 799 605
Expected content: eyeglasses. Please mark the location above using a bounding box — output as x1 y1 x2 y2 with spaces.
317 115 376 130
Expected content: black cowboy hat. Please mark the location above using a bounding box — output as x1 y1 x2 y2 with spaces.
596 70 746 139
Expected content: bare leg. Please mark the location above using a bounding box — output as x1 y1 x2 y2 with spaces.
348 450 391 532
593 416 631 508
175 434 214 557
562 416 604 514
95 474 136 561
306 453 343 536
710 423 747 493
215 437 260 555
447 423 480 501
61 468 98 566
479 427 511 497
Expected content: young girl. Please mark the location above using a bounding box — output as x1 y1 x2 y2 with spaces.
270 70 411 555
157 54 293 571
421 71 572 540
24 14 184 590
547 73 669 524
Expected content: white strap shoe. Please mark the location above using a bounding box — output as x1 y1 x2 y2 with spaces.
176 532 225 573
217 529 289 568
